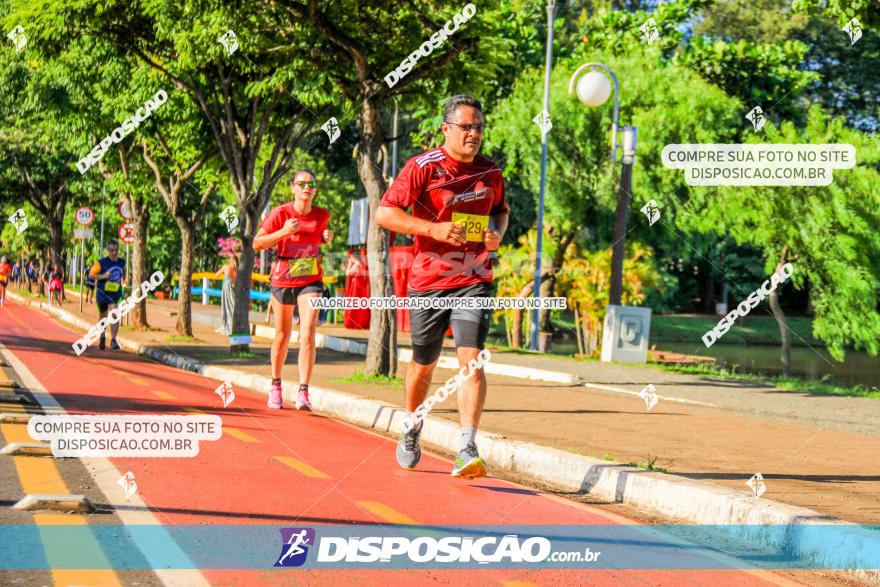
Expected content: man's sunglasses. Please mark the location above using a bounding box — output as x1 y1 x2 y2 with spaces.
292 180 318 188
444 121 486 133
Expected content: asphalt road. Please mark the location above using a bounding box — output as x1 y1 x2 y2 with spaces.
0 300 811 586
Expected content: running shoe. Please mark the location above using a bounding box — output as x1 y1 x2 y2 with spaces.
451 442 487 479
109 340 121 350
98 335 106 351
295 387 313 411
267 382 283 409
396 419 422 469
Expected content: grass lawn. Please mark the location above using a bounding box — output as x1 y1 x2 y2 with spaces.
650 314 819 347
650 361 880 399
494 313 820 351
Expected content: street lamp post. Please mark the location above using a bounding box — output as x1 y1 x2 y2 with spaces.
568 63 638 306
529 0 557 352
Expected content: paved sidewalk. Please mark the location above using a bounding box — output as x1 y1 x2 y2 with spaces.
14 288 880 524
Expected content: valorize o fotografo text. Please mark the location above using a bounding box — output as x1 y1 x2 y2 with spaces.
72 271 165 355
77 90 169 174
702 263 794 348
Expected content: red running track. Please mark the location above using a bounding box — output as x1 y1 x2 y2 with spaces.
0 300 802 587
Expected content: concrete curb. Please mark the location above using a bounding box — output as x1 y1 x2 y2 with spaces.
10 291 879 579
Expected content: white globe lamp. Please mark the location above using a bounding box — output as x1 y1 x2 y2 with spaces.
575 71 612 107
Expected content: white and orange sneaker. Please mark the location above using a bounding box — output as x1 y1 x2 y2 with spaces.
268 381 283 409
295 386 312 411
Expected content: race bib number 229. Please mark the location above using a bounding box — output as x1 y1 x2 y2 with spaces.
451 212 489 242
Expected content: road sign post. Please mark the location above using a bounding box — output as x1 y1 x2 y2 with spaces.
118 223 134 326
74 207 95 315
79 237 85 314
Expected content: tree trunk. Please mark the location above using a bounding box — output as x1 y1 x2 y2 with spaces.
231 202 260 353
699 264 715 314
47 217 64 272
510 312 522 349
768 252 791 377
175 220 196 336
536 229 576 352
128 199 151 329
511 281 535 350
360 93 396 376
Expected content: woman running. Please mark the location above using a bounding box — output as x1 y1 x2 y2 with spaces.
0 257 11 307
253 169 332 411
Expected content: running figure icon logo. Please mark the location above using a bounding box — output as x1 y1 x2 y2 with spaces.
532 110 551 138
218 30 239 56
746 472 767 498
640 199 660 226
321 117 341 145
117 471 138 499
638 384 659 411
275 528 316 567
215 381 235 408
220 205 239 232
6 25 26 52
745 106 765 132
842 18 862 45
639 18 659 43
8 209 28 234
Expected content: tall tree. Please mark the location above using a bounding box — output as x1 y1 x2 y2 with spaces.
21 0 331 350
282 0 511 374
682 107 880 371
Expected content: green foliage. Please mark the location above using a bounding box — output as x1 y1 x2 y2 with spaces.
682 107 880 359
791 0 877 28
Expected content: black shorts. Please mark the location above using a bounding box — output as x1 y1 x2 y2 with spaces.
409 281 492 365
271 281 323 305
96 299 119 313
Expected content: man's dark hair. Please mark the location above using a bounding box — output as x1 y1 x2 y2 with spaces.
443 95 483 122
106 239 119 249
290 169 317 184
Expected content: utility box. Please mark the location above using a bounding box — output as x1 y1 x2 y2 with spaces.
600 304 652 363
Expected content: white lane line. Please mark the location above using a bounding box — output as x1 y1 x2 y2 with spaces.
0 341 210 587
582 382 717 407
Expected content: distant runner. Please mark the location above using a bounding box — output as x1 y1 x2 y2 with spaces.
254 169 333 411
89 240 126 350
376 94 508 479
0 257 11 307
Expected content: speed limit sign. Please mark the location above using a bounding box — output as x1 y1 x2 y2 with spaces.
118 201 132 220
118 222 135 244
75 207 95 226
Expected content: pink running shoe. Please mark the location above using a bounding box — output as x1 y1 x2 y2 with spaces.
295 387 313 411
268 382 283 409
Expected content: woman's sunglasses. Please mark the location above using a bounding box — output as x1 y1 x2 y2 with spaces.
293 180 318 188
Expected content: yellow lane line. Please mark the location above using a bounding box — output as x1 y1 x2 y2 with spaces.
182 406 259 443
356 500 420 525
129 377 150 387
223 427 260 443
1 421 122 586
151 391 177 401
273 456 330 479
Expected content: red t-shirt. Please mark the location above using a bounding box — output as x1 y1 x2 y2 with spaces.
0 263 11 285
260 203 330 288
380 147 508 292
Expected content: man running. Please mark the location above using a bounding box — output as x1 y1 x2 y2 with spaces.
254 170 333 411
0 257 11 307
376 95 508 479
89 240 126 350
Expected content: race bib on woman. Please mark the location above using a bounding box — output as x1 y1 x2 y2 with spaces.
288 257 318 277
